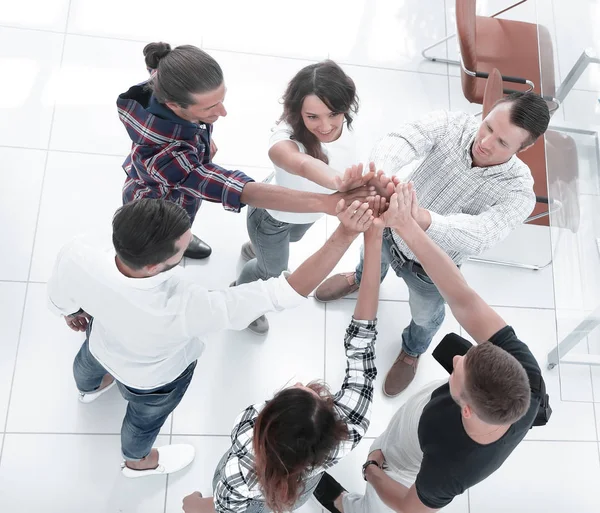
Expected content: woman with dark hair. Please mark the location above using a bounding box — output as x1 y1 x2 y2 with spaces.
234 60 364 335
182 207 386 513
117 45 374 260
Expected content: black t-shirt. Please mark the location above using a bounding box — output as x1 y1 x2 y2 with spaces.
415 326 542 509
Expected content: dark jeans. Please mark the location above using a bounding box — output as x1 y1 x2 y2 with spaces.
73 322 196 460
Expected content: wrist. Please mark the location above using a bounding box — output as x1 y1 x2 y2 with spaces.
417 208 432 231
362 460 381 481
364 226 384 243
332 225 360 244
323 194 338 216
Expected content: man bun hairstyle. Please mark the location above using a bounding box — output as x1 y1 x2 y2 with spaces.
142 42 224 109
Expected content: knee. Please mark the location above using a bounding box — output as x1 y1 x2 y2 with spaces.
411 304 446 328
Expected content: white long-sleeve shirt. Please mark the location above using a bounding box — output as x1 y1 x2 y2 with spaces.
370 110 536 265
47 236 305 389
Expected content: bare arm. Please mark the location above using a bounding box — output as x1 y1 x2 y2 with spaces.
269 140 339 190
384 184 506 343
239 167 375 216
287 200 374 296
364 458 437 513
354 213 385 320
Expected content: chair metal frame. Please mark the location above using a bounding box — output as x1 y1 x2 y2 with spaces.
468 196 562 271
422 0 561 110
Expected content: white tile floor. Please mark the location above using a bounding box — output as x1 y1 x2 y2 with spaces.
1 0 600 512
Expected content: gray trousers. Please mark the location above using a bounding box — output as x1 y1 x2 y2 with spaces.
237 206 314 285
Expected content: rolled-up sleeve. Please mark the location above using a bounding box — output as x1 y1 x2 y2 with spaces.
425 185 536 256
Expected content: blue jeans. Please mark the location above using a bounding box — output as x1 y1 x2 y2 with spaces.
73 322 196 460
355 229 446 357
237 206 314 285
212 451 323 513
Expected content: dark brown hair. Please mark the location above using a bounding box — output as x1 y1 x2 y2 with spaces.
253 382 349 513
462 343 531 425
113 199 190 269
143 42 223 108
493 92 550 148
280 60 358 163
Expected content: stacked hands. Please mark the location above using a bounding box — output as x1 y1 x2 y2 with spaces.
333 162 421 238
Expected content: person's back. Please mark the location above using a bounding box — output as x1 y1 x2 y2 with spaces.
50 235 202 388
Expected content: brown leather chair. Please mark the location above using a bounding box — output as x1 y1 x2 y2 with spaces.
469 68 579 269
456 0 556 105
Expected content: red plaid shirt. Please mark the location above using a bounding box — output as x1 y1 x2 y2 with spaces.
117 83 254 221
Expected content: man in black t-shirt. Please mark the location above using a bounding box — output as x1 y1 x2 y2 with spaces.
314 183 546 513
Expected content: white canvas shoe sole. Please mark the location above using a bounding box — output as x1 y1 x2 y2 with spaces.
121 444 196 478
78 380 117 403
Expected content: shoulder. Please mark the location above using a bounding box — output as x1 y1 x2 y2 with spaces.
269 122 301 149
231 403 262 441
488 326 541 376
57 235 105 264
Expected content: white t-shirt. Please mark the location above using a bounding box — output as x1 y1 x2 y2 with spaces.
266 121 357 224
370 379 446 488
47 236 306 389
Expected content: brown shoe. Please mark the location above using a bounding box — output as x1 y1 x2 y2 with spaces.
383 350 420 397
315 272 359 303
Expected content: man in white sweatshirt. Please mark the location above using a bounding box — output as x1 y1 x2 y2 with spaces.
48 196 376 478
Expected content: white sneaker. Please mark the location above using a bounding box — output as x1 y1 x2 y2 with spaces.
121 444 195 478
78 380 117 404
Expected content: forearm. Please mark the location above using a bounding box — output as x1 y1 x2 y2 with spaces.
298 157 338 190
335 320 377 444
354 229 383 320
287 227 358 296
366 465 410 513
240 182 333 214
424 193 534 256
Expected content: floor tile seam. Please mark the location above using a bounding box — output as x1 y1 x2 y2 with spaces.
0 13 72 468
0 144 128 159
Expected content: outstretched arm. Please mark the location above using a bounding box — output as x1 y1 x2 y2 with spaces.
384 184 506 343
240 164 376 215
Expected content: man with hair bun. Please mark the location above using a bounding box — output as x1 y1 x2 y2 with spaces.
117 42 376 260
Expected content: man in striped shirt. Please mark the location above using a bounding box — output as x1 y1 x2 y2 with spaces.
315 92 550 397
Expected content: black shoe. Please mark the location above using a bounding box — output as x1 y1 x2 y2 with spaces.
184 235 212 259
314 472 346 513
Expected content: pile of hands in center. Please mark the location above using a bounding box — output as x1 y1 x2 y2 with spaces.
334 163 422 235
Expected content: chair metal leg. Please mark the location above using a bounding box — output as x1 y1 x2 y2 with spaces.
467 198 562 271
467 256 552 271
555 48 600 103
421 0 530 65
421 33 460 65
547 304 600 369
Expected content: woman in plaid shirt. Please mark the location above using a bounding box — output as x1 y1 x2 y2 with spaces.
182 203 388 513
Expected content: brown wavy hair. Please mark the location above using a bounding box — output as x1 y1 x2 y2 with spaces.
253 382 349 513
280 60 359 164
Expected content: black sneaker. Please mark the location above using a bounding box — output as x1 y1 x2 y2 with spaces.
313 472 346 513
